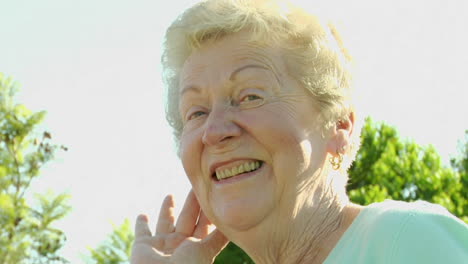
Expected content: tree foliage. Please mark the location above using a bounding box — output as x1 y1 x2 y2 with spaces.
451 130 468 207
0 73 70 264
348 119 467 223
86 219 134 264
214 242 254 264
90 118 466 263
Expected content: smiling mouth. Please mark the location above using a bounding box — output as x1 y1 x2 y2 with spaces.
212 161 264 181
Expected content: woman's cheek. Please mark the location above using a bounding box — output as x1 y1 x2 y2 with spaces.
180 130 214 221
180 129 204 183
241 104 302 142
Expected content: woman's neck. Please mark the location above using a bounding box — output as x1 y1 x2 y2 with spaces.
225 184 363 264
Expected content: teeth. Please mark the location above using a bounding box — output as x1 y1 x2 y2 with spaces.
232 166 238 176
238 164 245 174
215 161 262 180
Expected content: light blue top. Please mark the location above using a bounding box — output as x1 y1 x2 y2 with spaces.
324 200 468 263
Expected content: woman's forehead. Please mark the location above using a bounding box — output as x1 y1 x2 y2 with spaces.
179 35 285 91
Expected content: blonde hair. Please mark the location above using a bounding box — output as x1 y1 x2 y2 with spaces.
162 0 361 170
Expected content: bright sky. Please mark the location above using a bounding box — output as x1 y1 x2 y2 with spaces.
1 0 467 263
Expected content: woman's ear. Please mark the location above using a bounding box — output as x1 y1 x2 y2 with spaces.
326 112 355 156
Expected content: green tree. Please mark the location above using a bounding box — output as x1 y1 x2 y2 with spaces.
0 73 70 264
450 130 468 220
450 130 468 187
348 118 467 223
86 219 134 264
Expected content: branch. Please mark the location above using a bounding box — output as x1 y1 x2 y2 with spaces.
6 137 23 206
2 136 26 264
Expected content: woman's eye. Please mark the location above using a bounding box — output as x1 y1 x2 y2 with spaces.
238 93 265 109
187 110 206 121
240 94 262 103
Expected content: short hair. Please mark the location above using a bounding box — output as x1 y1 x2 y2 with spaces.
162 0 361 170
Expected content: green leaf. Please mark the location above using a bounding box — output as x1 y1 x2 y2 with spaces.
0 166 7 178
0 73 69 264
0 192 14 213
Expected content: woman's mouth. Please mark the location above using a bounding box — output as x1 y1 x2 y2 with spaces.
212 160 264 181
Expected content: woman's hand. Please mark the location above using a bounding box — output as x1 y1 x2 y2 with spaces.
131 190 228 264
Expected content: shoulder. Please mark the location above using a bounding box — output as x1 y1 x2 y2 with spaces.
366 200 468 263
366 199 466 230
364 199 453 222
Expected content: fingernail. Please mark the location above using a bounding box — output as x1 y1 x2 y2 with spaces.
138 214 148 222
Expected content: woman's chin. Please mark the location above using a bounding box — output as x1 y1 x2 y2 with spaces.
210 190 276 231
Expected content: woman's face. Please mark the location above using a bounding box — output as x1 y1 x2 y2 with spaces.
178 32 333 232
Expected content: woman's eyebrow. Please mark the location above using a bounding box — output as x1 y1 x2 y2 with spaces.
180 64 279 96
180 85 201 96
229 64 271 81
230 64 282 86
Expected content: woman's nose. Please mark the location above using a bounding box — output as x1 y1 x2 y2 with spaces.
201 108 241 146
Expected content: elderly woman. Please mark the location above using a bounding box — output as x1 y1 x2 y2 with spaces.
131 0 468 263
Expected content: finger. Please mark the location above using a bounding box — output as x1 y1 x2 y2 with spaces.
202 229 229 256
156 195 176 235
175 189 201 236
193 210 211 238
134 214 152 238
